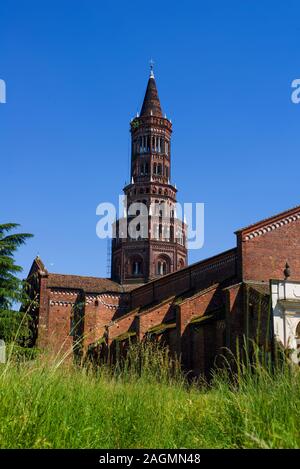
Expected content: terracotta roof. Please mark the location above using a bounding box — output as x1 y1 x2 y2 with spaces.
46 273 137 293
27 256 48 278
26 257 143 294
140 76 163 117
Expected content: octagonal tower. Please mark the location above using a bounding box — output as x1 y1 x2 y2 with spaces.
111 66 188 284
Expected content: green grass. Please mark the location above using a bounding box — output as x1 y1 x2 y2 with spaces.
0 342 299 449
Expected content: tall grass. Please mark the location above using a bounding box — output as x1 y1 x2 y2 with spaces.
0 340 299 449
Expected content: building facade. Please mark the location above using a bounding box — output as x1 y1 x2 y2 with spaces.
26 203 300 373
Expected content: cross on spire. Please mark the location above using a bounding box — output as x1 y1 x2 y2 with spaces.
149 58 155 78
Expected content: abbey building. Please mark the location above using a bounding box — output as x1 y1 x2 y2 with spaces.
25 69 300 374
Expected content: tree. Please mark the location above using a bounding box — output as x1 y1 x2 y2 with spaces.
0 223 33 343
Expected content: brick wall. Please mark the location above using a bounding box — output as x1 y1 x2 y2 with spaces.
36 274 50 350
83 293 126 349
130 248 237 310
42 289 79 355
108 313 138 344
224 283 243 353
238 213 300 282
138 299 175 339
177 284 225 372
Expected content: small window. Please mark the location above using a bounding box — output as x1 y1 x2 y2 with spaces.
132 260 142 275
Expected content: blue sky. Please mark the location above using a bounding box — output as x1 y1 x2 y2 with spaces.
1 0 300 279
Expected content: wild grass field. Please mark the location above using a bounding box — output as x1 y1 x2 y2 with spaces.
0 342 299 449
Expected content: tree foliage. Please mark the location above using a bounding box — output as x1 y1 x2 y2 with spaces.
0 223 33 343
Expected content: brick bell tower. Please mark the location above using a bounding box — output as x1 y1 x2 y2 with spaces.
111 64 188 284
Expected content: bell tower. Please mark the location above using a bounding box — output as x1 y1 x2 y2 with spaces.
111 65 188 284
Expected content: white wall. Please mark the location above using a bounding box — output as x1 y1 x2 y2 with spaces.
271 280 300 364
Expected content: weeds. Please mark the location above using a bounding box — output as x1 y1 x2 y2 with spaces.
0 339 299 448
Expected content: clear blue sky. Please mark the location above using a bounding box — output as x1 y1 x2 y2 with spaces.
1 0 300 279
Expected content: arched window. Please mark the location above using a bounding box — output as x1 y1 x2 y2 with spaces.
157 164 162 175
153 163 157 175
156 256 170 276
133 261 141 275
130 256 143 276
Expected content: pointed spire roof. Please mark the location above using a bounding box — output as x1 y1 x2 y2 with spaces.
140 64 163 117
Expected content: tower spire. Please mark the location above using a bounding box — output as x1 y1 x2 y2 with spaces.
140 61 162 117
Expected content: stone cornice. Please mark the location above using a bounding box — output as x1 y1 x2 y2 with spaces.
50 300 75 306
243 212 300 241
85 293 123 310
51 289 78 296
49 291 127 311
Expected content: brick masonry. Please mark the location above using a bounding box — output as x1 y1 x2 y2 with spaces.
237 206 300 282
25 205 300 376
